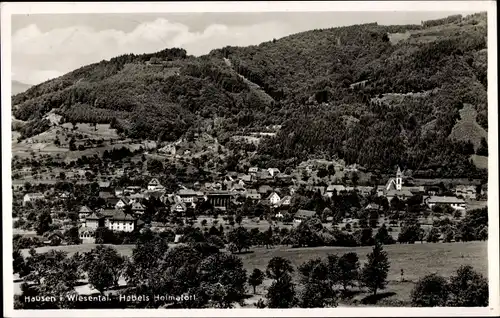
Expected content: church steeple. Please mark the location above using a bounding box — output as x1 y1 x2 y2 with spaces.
396 166 402 190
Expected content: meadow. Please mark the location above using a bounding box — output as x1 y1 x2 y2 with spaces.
17 241 488 306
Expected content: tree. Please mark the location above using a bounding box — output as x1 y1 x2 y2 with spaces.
266 257 294 282
227 227 251 253
94 227 116 244
426 227 440 243
338 252 360 291
361 242 390 296
447 265 488 306
411 273 449 307
476 137 488 156
266 273 296 308
69 137 77 151
398 223 421 244
13 249 25 275
197 252 248 308
235 214 243 226
35 211 52 235
248 268 265 294
375 224 395 244
64 226 81 245
83 245 125 293
147 159 164 175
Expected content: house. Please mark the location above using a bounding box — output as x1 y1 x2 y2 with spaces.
267 168 281 177
424 196 466 210
257 171 273 181
171 202 188 215
115 198 131 209
268 192 281 207
357 186 374 196
131 202 146 215
246 189 261 201
104 210 141 232
248 167 259 174
115 187 124 197
325 185 346 197
275 173 293 183
205 191 233 211
240 174 253 184
79 226 96 244
23 193 45 206
306 186 326 196
78 206 93 223
124 186 142 194
44 231 66 245
99 181 112 191
85 212 106 229
279 195 292 207
148 178 163 191
275 211 285 219
258 185 273 195
294 209 317 223
364 203 381 212
455 185 477 200
177 189 198 203
231 183 246 194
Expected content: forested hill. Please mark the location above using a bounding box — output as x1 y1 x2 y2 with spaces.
12 12 488 178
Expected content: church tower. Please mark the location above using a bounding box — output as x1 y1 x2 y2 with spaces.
396 166 402 191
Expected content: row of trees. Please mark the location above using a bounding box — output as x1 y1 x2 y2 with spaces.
14 238 488 309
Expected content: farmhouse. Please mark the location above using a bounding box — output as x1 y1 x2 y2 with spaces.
245 189 261 201
104 210 141 232
294 209 317 223
248 167 259 174
424 196 466 210
279 195 292 207
177 188 198 203
171 202 187 215
131 202 146 215
148 178 163 191
115 187 124 197
267 168 281 177
267 192 281 206
115 198 131 209
325 185 346 197
23 193 45 206
78 205 93 223
455 185 477 200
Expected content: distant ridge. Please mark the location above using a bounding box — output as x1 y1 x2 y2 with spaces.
12 80 32 95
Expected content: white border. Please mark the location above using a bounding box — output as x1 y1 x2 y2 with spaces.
1 1 498 317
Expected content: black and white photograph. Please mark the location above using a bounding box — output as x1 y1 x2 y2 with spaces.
1 1 498 316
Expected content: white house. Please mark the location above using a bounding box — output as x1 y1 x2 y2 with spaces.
424 196 467 210
79 226 96 244
279 196 292 206
248 167 259 174
171 202 187 215
85 213 105 230
105 210 140 232
177 189 198 203
148 178 163 191
267 192 281 206
23 193 45 206
115 198 130 209
293 209 317 223
267 168 281 177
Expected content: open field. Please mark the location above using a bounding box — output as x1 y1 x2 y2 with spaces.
17 241 487 306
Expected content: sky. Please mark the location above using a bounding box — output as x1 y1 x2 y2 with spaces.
11 11 480 85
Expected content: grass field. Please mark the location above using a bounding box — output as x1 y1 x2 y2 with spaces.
17 241 487 306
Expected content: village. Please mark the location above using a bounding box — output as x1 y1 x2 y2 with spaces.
14 159 487 247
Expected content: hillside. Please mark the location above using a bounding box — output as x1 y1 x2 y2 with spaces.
11 12 488 178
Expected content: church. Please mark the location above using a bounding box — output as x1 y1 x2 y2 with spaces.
377 167 424 202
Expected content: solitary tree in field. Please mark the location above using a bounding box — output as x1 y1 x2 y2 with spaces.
411 273 449 307
266 272 296 308
248 268 265 294
361 242 390 296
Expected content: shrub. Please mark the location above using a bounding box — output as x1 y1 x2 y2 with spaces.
411 273 449 307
